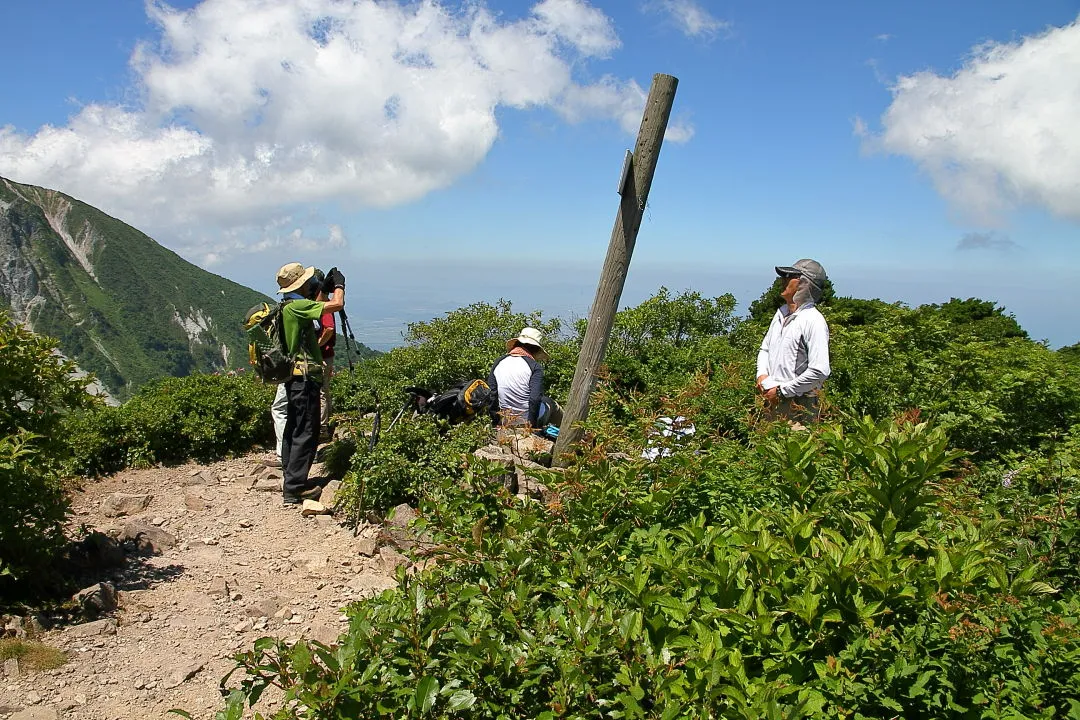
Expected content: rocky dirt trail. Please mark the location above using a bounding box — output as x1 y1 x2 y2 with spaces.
0 454 403 720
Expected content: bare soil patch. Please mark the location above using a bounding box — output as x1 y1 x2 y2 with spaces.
0 454 394 720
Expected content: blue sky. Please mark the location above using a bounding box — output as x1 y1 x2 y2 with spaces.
2 0 1078 348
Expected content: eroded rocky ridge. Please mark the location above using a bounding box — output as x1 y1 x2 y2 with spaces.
0 176 269 399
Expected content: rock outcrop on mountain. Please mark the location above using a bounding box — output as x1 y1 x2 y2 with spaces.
0 176 270 399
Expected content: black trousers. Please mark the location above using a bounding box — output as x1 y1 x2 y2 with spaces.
282 377 321 496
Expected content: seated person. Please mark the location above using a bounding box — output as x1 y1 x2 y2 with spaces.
487 327 561 429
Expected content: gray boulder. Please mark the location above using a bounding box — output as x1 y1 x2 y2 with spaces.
65 618 117 638
101 492 152 517
180 469 215 486
386 503 417 528
10 708 59 720
119 520 177 554
319 480 342 510
73 582 117 615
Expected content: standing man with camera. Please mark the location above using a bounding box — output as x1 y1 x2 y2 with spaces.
274 262 346 505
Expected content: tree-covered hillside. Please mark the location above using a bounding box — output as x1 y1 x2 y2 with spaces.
0 176 271 399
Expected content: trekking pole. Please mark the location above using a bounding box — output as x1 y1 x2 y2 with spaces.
384 394 415 437
337 309 356 372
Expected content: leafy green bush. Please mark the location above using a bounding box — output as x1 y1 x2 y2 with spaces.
220 418 1080 718
63 373 275 476
337 416 492 516
0 434 74 594
0 313 94 593
333 300 573 418
0 313 97 441
825 303 1080 458
125 374 274 464
919 297 1029 340
600 288 738 393
957 425 1080 592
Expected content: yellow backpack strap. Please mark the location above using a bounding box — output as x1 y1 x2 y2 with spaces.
461 379 489 416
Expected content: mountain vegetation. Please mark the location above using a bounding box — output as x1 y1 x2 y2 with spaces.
224 287 1080 718
0 176 273 400
2 279 1079 716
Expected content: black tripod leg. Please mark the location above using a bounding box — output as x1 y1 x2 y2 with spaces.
337 310 355 371
369 402 381 451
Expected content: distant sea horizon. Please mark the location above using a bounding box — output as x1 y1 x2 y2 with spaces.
237 255 1074 352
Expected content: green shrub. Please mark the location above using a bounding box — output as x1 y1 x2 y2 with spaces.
63 373 275 476
215 287 1080 718
338 416 492 516
600 287 738 394
220 417 1080 718
957 425 1080 593
825 304 1080 458
124 373 274 464
0 313 94 593
0 433 72 594
0 313 97 440
61 403 133 477
332 300 573 418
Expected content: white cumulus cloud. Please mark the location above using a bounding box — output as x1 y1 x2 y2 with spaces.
645 0 730 39
533 0 620 55
0 0 692 260
327 224 347 249
559 76 694 141
863 16 1080 225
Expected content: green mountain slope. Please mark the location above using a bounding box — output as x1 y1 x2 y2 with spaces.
0 175 271 400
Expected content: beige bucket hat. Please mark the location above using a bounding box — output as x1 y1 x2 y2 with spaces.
276 262 316 294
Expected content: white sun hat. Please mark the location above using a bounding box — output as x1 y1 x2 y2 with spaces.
506 327 549 360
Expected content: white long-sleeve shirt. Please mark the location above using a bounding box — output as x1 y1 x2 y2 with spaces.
756 304 830 398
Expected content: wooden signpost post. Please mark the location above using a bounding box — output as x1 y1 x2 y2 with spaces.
552 73 679 466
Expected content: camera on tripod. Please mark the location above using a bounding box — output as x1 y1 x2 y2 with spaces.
307 266 355 368
310 267 345 298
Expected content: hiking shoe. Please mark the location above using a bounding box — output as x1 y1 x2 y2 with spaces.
284 486 321 502
298 485 323 501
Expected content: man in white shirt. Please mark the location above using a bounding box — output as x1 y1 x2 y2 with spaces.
755 259 830 425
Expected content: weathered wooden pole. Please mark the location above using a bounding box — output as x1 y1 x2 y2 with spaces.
553 73 678 466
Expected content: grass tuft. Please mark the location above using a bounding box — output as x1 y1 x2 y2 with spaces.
0 639 68 672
